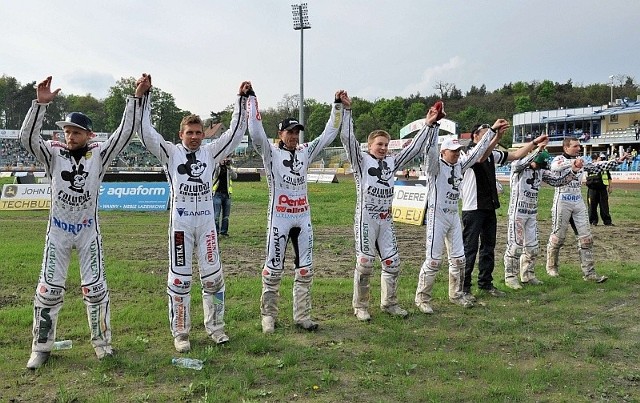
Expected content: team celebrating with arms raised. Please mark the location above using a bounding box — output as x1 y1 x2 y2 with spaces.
19 75 625 369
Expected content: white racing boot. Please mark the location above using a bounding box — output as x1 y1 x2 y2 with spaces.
353 269 371 321
174 334 190 353
415 264 437 314
26 352 50 369
380 270 407 318
293 267 318 331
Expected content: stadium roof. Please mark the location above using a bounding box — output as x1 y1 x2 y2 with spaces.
541 100 640 123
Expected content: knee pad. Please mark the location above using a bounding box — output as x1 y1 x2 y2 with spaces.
523 245 539 257
578 235 593 248
82 280 108 304
423 258 442 272
381 255 400 275
548 234 564 248
168 274 192 295
450 256 465 270
202 273 224 295
505 243 522 259
356 254 375 275
262 266 283 286
295 266 314 283
35 283 65 307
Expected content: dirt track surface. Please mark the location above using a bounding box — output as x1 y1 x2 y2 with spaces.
220 218 640 279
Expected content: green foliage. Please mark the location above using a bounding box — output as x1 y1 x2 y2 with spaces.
453 106 493 134
403 102 427 127
304 102 332 143
104 76 136 132
537 79 556 99
151 89 187 143
66 94 107 132
371 97 406 133
514 95 535 113
354 112 380 142
3 73 640 147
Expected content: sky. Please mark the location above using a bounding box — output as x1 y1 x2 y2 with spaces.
2 0 639 119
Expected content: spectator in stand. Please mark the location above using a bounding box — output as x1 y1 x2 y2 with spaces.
586 154 613 226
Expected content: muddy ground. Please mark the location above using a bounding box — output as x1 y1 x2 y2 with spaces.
221 184 640 280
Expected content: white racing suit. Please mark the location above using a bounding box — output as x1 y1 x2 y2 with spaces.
504 151 575 283
138 94 247 339
246 95 342 324
20 96 141 354
546 155 620 276
415 129 496 308
340 110 439 313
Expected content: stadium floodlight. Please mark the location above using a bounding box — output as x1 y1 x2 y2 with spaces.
291 3 311 142
609 75 615 105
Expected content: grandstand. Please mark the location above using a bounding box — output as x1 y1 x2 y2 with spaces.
511 97 640 158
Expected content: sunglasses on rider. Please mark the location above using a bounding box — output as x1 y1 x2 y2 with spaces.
473 124 491 135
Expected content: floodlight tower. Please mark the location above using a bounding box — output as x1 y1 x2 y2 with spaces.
291 3 311 142
609 75 615 105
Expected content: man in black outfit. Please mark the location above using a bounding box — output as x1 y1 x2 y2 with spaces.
460 124 546 299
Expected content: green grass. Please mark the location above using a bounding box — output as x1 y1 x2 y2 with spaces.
0 176 639 402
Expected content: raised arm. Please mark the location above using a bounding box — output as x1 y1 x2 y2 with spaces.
339 92 363 172
477 119 509 162
507 134 549 162
137 76 174 165
98 74 149 169
511 137 549 173
510 149 539 174
395 101 442 170
424 125 440 176
19 76 60 165
583 153 626 175
203 81 250 162
306 90 345 162
460 128 497 173
246 89 271 156
542 159 581 187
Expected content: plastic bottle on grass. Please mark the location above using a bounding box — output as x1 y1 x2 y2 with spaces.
172 357 203 370
53 340 73 350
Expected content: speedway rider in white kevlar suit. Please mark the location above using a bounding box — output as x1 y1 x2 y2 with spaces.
415 120 506 314
503 137 580 290
341 98 443 321
546 137 626 282
246 85 345 333
138 76 250 352
21 76 145 369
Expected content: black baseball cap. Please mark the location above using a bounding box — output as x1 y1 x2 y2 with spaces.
56 112 93 132
278 118 304 132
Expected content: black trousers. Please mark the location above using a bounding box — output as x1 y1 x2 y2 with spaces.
587 187 611 225
462 209 497 292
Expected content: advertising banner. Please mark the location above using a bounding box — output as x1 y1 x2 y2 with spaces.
0 182 170 211
0 184 51 210
392 181 428 225
99 182 170 211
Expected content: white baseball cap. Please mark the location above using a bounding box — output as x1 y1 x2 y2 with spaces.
440 137 464 151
